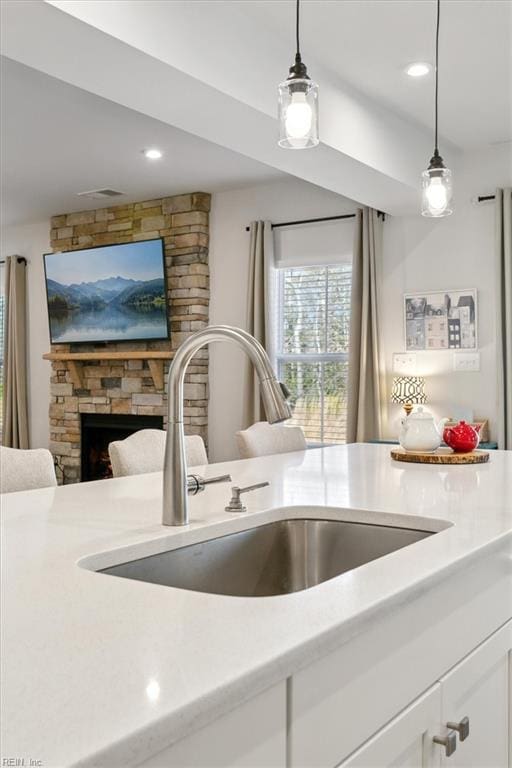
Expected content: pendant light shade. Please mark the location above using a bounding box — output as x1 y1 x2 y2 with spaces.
421 0 453 217
278 75 319 148
422 152 453 217
278 0 319 149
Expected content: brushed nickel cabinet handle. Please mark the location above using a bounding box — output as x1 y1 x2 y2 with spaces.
447 716 470 741
433 731 457 757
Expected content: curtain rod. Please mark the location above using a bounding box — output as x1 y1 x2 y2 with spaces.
245 213 353 232
0 257 27 265
245 211 386 232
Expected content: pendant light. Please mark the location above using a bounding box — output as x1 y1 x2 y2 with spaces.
421 0 453 216
278 0 319 149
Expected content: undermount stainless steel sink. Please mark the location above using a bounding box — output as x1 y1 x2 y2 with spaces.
99 518 434 597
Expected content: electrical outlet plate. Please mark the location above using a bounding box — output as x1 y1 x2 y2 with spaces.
393 353 417 374
453 351 480 372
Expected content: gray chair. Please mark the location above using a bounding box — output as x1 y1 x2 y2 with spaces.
0 446 57 493
235 421 307 459
109 429 208 478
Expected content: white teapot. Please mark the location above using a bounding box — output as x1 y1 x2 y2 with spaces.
399 407 449 453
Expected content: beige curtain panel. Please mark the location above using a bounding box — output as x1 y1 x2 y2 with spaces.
243 220 275 427
346 207 385 443
2 256 29 449
496 188 512 450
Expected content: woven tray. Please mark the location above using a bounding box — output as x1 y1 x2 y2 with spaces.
390 447 490 465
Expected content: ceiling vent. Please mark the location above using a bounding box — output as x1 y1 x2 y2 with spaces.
76 188 124 200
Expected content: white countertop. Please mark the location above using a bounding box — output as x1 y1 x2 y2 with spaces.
2 443 512 767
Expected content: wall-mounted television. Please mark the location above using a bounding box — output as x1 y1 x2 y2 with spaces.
44 238 169 344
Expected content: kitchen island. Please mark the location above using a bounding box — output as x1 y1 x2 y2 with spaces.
1 443 511 767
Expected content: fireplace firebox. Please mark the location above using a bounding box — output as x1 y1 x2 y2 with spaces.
81 414 164 481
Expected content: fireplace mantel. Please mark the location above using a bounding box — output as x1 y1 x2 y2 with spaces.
43 351 171 390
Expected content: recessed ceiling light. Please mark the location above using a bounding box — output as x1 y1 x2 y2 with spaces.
143 148 163 160
406 62 431 78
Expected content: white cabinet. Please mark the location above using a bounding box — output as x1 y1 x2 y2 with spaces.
337 686 441 768
338 622 511 768
289 549 512 768
136 606 511 768
439 622 511 768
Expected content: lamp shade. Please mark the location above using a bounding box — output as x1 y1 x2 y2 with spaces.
390 376 427 406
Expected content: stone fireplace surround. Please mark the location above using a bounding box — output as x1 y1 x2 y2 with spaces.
48 193 210 484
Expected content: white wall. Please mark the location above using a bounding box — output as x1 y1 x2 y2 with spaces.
1 221 51 448
3 145 510 457
0 177 353 460
381 145 512 443
210 147 511 459
209 177 355 461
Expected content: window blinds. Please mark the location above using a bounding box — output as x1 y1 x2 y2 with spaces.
279 265 352 355
277 264 352 445
273 218 354 268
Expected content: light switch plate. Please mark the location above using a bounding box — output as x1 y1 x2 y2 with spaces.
393 353 417 374
453 351 480 372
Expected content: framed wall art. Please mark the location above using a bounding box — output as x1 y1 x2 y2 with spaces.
404 289 478 351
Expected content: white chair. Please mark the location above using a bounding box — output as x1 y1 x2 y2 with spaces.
108 429 208 478
235 421 307 459
0 446 57 493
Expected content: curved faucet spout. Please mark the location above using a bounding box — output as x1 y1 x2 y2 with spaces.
163 325 291 526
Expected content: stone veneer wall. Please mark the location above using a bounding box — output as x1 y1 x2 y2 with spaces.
48 193 210 483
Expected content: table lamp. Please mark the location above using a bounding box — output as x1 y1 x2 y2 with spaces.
390 376 426 416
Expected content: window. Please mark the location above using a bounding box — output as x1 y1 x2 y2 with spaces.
277 264 351 445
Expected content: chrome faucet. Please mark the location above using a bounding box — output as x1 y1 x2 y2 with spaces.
163 325 292 526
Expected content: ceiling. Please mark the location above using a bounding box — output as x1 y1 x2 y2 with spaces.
1 0 510 227
0 58 285 227
241 0 512 151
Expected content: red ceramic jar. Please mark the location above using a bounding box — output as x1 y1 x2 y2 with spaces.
443 420 480 453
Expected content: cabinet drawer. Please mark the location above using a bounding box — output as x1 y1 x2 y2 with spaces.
289 543 512 768
439 622 512 767
336 685 441 768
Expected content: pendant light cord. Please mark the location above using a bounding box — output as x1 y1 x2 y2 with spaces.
434 0 440 153
296 0 301 58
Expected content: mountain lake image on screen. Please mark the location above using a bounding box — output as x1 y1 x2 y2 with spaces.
43 238 169 344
